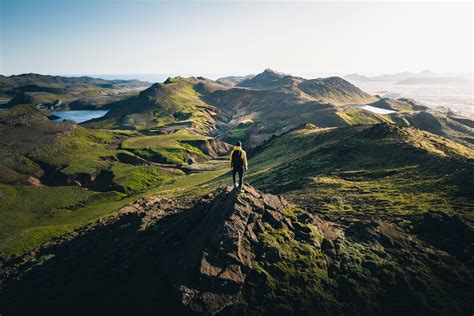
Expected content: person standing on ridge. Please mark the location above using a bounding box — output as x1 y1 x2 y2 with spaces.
230 141 248 191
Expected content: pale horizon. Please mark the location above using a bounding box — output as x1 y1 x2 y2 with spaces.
1 1 472 77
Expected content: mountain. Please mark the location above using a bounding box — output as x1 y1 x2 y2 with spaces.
389 110 474 146
345 70 435 82
1 70 473 315
88 70 379 147
0 73 151 93
237 69 375 105
0 104 234 258
86 69 474 149
83 76 228 133
215 74 255 85
1 185 472 315
0 73 151 110
345 70 473 85
237 68 291 89
396 77 472 85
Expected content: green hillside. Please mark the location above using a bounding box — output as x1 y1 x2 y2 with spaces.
0 105 231 257
247 123 474 216
0 72 473 315
390 110 474 147
84 77 224 133
0 73 150 110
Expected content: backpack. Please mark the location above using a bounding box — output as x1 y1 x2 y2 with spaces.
231 149 244 168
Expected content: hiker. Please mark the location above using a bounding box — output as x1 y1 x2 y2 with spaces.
230 141 248 191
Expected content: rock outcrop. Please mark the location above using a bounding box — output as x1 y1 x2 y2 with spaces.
0 186 472 315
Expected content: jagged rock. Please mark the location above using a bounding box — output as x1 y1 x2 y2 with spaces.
264 246 282 263
1 186 473 315
262 209 284 228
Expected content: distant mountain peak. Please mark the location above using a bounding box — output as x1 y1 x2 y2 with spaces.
237 69 288 89
262 68 283 75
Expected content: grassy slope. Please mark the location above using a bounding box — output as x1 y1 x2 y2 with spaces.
84 77 220 133
389 110 474 147
0 106 230 258
122 129 210 164
246 123 474 217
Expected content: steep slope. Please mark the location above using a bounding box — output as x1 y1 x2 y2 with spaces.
248 123 474 215
87 69 380 145
238 68 293 89
0 105 232 258
389 110 474 146
237 69 376 105
207 70 379 146
0 105 75 185
297 76 376 105
1 186 472 315
84 77 227 133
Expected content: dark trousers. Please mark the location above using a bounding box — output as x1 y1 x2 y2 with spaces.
232 168 244 188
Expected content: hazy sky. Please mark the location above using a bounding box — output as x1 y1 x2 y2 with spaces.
0 0 472 77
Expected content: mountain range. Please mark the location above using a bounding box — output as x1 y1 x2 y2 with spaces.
0 69 472 315
345 70 472 85
0 73 151 110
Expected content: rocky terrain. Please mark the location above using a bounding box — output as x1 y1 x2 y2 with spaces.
1 186 472 315
0 70 473 315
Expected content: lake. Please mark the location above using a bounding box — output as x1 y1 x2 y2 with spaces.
51 110 109 124
350 80 473 118
359 105 396 115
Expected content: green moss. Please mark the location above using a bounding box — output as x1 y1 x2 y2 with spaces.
282 208 296 219
252 223 337 313
247 124 474 217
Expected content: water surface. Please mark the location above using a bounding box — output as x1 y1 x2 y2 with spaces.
51 110 109 123
359 105 396 115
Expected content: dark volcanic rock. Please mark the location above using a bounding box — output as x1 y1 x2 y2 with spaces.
413 211 474 260
0 187 472 315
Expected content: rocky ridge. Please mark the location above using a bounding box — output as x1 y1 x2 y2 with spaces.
0 185 472 315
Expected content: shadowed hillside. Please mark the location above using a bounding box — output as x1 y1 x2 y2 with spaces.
1 186 472 315
0 71 473 316
248 123 474 216
389 110 474 146
0 104 232 258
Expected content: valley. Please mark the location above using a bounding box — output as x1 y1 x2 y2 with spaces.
0 70 472 315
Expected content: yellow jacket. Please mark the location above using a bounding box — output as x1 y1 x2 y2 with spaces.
229 146 248 169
